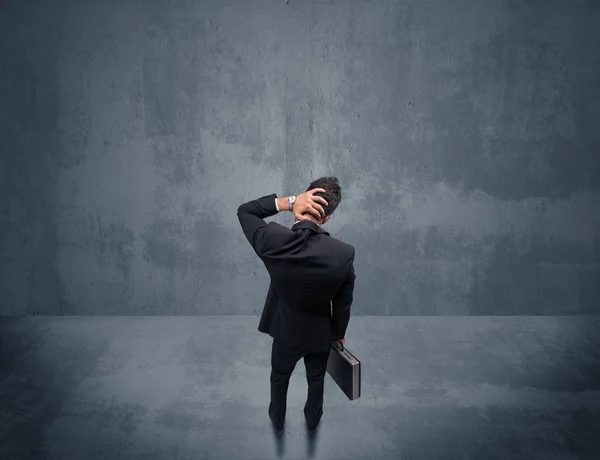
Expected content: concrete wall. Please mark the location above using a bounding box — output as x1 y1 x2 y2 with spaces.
1 0 598 316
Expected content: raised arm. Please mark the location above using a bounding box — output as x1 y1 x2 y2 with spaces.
237 194 280 254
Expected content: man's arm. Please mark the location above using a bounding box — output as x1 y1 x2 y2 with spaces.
237 194 290 254
237 190 328 253
331 248 356 340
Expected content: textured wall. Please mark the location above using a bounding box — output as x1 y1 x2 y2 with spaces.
1 0 599 316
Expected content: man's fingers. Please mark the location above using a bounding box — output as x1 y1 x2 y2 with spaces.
310 206 323 218
307 204 324 218
308 188 327 201
314 196 328 206
297 189 327 219
307 189 328 206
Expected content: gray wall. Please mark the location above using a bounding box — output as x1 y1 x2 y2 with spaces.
1 0 599 316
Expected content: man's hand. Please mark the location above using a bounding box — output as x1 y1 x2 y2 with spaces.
293 188 329 222
334 337 345 347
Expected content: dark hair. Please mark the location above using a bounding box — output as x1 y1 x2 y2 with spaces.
306 176 342 218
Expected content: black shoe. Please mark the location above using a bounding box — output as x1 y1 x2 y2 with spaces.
306 420 320 432
271 419 284 434
271 418 284 434
305 407 323 431
269 408 284 433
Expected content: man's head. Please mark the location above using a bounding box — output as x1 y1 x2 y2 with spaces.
303 176 342 225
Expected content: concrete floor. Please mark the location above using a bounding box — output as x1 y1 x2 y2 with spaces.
1 316 599 460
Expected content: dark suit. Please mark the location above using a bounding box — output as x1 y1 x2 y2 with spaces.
237 193 355 429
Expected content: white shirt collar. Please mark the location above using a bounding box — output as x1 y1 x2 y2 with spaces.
294 221 320 227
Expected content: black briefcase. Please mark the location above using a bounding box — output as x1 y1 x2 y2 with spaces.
326 341 361 400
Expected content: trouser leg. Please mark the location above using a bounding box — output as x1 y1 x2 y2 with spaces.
269 339 303 429
303 349 329 428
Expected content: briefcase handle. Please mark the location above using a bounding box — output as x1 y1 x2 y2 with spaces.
333 339 344 352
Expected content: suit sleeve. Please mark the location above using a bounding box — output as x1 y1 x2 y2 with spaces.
331 248 355 339
237 194 279 255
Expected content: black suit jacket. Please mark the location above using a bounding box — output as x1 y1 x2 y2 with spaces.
237 194 355 353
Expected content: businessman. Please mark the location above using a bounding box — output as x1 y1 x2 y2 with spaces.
237 177 356 434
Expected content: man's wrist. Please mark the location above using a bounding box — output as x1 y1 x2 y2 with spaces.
276 197 290 212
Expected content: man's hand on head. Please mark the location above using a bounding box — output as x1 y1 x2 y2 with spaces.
293 188 329 222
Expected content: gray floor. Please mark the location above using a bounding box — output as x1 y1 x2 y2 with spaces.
1 317 599 460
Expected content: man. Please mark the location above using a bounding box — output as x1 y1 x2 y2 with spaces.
237 177 356 434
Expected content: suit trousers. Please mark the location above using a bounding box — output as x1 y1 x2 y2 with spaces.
268 338 330 430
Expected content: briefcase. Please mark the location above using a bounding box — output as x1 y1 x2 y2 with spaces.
326 341 361 400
